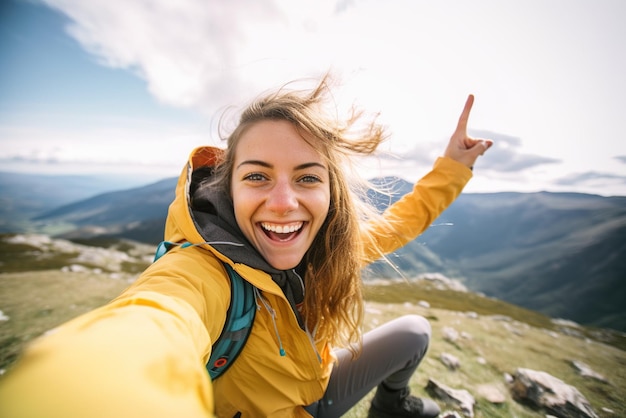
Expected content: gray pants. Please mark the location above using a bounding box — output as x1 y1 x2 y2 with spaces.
304 315 432 417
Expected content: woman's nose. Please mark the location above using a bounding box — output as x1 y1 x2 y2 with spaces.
266 181 298 215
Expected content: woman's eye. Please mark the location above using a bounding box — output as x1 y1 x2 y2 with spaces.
243 173 267 182
299 175 322 184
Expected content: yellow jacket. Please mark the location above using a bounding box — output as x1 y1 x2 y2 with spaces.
0 146 472 418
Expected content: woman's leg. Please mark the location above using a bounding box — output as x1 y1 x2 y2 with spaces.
307 315 432 417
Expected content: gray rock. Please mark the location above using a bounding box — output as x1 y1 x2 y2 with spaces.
509 368 598 418
426 378 475 417
570 360 608 383
440 352 461 370
442 327 460 343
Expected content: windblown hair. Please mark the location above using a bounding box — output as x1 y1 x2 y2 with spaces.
212 75 387 351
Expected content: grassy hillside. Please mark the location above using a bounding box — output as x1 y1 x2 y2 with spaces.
418 192 626 332
2 273 624 417
0 235 624 417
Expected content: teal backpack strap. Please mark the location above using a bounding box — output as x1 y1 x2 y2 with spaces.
153 241 257 380
207 263 257 380
154 241 192 262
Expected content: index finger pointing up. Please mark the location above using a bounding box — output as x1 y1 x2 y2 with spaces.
455 94 475 134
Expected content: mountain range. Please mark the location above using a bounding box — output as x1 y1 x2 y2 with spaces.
1 171 625 332
366 178 626 332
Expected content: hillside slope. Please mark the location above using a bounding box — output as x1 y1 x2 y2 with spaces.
414 191 626 331
0 234 624 417
5 174 626 331
369 182 626 332
33 177 176 242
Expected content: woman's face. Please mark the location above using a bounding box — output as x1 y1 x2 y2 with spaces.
231 119 331 270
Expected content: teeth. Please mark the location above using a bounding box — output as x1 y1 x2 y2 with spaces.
261 222 303 234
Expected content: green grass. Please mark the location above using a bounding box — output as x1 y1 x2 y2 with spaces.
350 281 626 417
363 280 626 352
342 299 626 417
0 239 79 273
0 235 624 417
2 274 623 417
0 234 153 370
0 270 132 370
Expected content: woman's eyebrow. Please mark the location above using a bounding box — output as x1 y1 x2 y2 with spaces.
236 161 327 170
295 162 327 171
237 160 272 169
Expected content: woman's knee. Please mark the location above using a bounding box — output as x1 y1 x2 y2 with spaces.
396 315 432 347
362 314 432 357
382 315 432 381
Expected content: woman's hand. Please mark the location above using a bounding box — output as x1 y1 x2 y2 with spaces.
443 94 493 169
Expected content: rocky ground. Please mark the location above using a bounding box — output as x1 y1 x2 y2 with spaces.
1 234 624 417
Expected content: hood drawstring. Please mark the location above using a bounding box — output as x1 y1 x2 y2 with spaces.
254 288 286 357
254 276 321 364
292 269 305 298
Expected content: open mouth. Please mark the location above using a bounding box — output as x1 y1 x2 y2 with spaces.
260 222 304 242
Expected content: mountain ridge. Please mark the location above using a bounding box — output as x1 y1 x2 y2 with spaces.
2 172 624 332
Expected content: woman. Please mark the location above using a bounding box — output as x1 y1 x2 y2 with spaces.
0 76 491 417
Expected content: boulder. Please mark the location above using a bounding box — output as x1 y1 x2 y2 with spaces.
570 360 608 383
509 368 598 418
426 378 475 417
440 352 461 370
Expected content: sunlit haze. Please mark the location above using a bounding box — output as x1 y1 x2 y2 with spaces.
1 0 625 196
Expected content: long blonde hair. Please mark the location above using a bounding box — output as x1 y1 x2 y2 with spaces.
213 75 387 350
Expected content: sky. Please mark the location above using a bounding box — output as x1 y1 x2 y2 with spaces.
1 0 626 196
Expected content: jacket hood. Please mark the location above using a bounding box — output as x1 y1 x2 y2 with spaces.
164 146 305 325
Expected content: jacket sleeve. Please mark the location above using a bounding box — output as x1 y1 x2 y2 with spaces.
361 157 472 263
0 247 229 418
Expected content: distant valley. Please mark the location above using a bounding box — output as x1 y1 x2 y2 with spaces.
0 171 163 234
1 171 625 332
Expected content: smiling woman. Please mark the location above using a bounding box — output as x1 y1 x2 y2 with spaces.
229 120 331 271
0 74 492 418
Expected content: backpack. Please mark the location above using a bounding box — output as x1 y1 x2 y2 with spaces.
153 241 256 380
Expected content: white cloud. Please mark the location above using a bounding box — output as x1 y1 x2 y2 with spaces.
23 0 626 196
41 0 341 111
